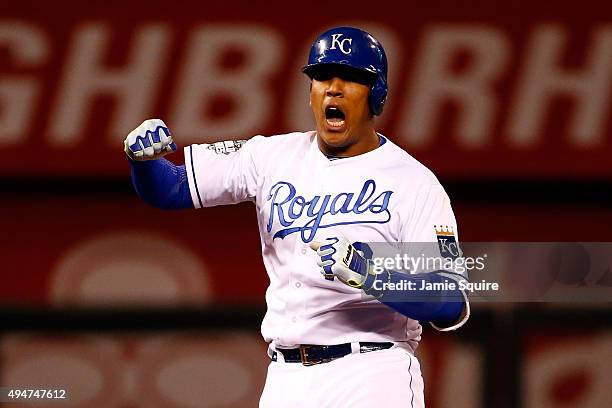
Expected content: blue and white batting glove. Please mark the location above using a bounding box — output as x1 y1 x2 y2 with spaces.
124 119 177 161
309 237 376 289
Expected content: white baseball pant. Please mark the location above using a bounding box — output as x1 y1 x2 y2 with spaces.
259 346 425 407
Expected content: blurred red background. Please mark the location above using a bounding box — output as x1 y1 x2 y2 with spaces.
1 0 611 407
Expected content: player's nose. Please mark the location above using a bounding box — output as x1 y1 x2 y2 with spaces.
325 77 344 97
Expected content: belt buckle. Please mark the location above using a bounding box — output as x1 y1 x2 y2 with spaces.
299 345 329 366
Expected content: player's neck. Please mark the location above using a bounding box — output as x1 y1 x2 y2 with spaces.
317 128 380 158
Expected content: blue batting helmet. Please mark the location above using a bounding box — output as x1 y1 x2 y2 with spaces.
302 27 388 116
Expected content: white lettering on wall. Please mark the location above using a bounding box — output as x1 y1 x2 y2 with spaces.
169 24 283 143
507 25 612 148
48 24 171 145
399 26 510 148
0 21 48 146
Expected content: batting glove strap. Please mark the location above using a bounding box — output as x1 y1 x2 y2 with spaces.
311 237 374 289
342 244 371 288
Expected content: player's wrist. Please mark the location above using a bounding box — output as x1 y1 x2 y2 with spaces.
363 267 388 298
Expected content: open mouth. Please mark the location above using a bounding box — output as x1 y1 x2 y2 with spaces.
325 106 346 129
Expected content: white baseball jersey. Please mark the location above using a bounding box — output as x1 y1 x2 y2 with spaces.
184 131 469 351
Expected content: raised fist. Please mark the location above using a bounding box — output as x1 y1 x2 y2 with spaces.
124 119 177 161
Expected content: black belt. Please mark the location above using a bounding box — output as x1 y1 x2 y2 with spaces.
271 342 393 366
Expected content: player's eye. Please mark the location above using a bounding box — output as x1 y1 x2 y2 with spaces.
338 69 376 86
311 66 374 86
311 70 334 82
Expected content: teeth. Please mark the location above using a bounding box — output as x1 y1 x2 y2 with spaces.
326 119 345 128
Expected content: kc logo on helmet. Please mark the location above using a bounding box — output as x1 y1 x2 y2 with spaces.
330 34 352 54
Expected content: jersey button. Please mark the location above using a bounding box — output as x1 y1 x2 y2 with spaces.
301 248 307 255
295 282 302 288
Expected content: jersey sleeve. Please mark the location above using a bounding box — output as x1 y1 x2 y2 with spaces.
400 183 470 331
184 136 263 208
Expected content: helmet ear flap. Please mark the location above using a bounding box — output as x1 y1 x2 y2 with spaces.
369 77 388 116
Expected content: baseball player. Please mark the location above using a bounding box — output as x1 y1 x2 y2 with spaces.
124 27 469 407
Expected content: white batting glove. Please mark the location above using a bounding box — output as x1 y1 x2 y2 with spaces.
124 119 177 161
309 237 376 289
